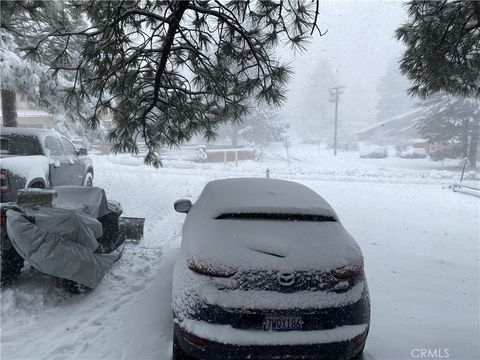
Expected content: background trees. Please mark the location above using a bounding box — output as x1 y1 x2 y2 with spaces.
417 96 479 163
397 0 480 167
376 60 414 122
224 104 287 147
0 1 94 131
13 0 321 166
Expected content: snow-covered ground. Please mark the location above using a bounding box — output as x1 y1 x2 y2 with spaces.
1 144 479 360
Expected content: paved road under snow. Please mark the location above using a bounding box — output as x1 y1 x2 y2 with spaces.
1 147 479 360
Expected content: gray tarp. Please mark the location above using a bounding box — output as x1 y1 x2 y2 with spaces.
6 188 120 288
53 186 110 218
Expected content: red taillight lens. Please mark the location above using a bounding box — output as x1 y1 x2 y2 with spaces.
0 170 9 193
334 260 364 279
187 259 236 278
182 331 208 348
353 329 368 346
0 214 6 225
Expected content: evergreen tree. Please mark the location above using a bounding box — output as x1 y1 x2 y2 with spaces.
15 0 321 166
418 95 479 165
396 1 480 167
291 59 337 140
227 104 287 147
0 1 94 131
396 1 480 98
376 60 414 122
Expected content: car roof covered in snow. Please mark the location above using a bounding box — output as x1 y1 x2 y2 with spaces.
194 178 337 219
0 127 61 138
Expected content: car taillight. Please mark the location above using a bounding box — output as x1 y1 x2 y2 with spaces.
0 170 9 193
353 329 368 346
187 258 236 278
0 214 6 225
181 330 208 348
334 260 364 279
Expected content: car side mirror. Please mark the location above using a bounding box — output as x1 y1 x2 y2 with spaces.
174 199 192 213
77 147 88 156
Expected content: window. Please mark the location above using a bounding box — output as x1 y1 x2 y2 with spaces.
0 135 42 156
45 136 64 157
60 138 77 156
215 213 337 222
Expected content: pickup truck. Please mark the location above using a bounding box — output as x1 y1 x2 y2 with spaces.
0 127 94 202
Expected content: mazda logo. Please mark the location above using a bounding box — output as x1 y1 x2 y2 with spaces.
277 272 295 287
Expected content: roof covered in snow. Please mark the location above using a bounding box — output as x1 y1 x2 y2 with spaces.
194 178 337 219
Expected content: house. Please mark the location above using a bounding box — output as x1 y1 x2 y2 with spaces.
0 97 54 129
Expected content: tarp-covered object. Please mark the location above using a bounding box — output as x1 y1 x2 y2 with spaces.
53 186 111 218
5 187 122 289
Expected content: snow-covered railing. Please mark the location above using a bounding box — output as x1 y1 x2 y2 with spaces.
449 158 480 198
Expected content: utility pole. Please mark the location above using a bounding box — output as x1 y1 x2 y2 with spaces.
328 86 345 156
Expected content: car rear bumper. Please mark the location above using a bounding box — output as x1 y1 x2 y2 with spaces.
174 322 368 360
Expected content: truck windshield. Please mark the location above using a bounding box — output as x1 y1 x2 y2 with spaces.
0 135 42 156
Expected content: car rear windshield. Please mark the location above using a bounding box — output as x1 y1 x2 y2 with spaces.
215 213 337 222
0 135 42 156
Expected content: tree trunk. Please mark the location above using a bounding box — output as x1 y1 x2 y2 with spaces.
1 89 17 127
468 118 479 168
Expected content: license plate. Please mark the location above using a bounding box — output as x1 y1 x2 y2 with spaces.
263 316 303 331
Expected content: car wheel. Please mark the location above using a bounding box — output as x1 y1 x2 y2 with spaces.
83 172 93 187
29 182 45 189
172 334 196 360
350 345 365 360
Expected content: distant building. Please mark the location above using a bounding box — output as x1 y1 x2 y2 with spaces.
356 109 467 156
356 109 423 145
0 97 54 129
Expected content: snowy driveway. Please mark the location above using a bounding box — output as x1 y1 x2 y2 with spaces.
1 150 479 360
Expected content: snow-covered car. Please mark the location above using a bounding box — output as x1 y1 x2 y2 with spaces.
172 178 370 360
0 127 93 203
359 146 388 159
398 147 428 159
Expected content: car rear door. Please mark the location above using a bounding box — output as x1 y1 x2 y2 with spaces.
59 137 85 185
45 136 73 186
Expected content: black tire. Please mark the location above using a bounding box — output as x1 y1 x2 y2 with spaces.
1 238 24 286
172 335 196 360
29 182 45 189
350 345 365 360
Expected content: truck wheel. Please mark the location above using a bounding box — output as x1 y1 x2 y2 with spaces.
0 246 24 286
29 182 45 189
83 172 93 187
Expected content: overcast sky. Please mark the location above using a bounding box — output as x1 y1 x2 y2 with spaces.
282 0 408 134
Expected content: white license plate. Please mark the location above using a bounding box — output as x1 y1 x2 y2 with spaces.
263 316 303 331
